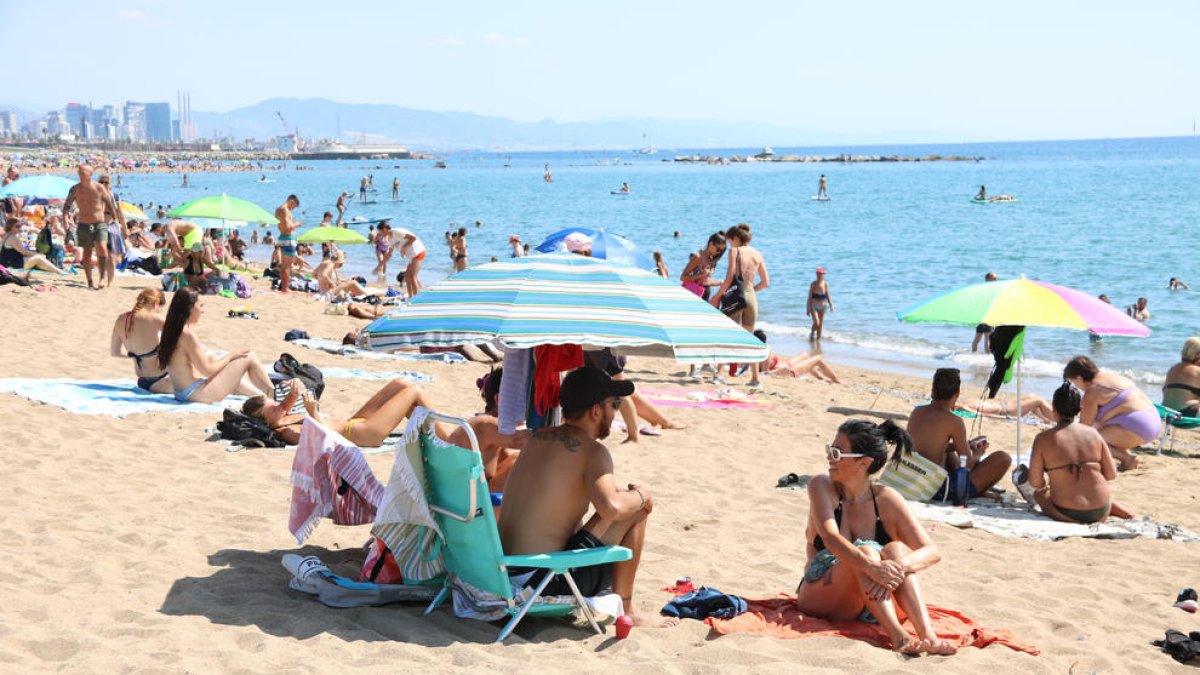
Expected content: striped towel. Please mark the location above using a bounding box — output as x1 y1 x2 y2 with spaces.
289 418 385 544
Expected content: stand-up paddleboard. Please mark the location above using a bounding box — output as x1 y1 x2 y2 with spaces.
971 197 1018 204
610 190 631 195
811 196 831 202
358 200 379 205
344 216 395 225
257 179 275 183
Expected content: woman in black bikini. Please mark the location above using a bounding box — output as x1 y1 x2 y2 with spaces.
109 288 171 394
796 419 956 655
1163 337 1200 418
1028 383 1133 523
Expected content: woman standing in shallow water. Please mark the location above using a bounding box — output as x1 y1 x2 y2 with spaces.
796 419 957 655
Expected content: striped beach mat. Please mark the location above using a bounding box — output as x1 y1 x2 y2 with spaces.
878 453 948 502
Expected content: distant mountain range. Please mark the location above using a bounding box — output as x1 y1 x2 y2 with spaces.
191 98 952 152
1 96 954 151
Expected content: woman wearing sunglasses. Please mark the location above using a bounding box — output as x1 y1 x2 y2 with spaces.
796 419 956 655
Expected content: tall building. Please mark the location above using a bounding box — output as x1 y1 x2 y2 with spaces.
65 103 90 137
123 102 146 141
145 102 173 141
0 111 17 136
46 110 70 137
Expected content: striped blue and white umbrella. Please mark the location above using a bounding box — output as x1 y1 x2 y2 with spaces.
361 254 767 363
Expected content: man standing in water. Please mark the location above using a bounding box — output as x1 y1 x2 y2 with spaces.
817 174 828 199
62 163 126 290
335 192 350 226
391 177 399 200
275 194 301 293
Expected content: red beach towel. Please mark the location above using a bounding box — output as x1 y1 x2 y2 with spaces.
705 594 1038 655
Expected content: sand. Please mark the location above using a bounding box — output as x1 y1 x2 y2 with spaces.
2 272 1199 673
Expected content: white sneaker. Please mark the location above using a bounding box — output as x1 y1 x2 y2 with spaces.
711 375 727 385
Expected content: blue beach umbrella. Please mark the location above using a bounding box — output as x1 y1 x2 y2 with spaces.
535 227 655 271
360 254 767 363
0 175 75 200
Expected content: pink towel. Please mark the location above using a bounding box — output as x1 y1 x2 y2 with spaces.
289 418 385 544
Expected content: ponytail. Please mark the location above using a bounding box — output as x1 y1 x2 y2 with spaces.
838 418 913 474
878 419 914 471
126 288 164 334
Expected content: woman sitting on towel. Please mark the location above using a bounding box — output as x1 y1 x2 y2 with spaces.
1064 355 1161 471
2 217 67 275
796 419 957 655
243 376 448 447
158 287 276 403
448 368 532 492
109 288 171 394
1028 383 1134 523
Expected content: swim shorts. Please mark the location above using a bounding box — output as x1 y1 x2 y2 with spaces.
278 234 296 258
77 222 108 248
510 529 612 597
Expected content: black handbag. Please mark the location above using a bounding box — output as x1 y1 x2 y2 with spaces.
718 249 746 315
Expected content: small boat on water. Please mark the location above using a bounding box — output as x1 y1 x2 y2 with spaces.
434 161 447 169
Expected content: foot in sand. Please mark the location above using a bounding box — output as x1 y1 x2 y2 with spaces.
660 420 688 430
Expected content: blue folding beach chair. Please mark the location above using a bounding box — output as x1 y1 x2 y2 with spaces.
1156 403 1200 453
415 410 631 642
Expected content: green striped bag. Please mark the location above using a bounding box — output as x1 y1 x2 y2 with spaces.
878 452 948 502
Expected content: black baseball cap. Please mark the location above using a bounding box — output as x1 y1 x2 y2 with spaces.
559 365 635 415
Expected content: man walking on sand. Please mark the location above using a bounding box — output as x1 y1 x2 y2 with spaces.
275 195 301 293
498 366 678 628
62 163 126 290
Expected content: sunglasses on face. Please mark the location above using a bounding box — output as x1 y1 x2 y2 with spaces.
825 443 866 461
610 397 623 410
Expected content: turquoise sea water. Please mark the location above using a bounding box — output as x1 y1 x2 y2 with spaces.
109 136 1199 396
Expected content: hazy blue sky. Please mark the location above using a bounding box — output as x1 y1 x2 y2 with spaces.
9 0 1199 141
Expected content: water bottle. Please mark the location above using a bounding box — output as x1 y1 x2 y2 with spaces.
954 453 971 506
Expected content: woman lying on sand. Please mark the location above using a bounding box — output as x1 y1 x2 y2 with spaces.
753 330 840 383
796 419 956 655
158 287 275 403
1028 383 1133 523
110 288 171 394
1064 355 1161 471
956 393 1055 424
243 376 446 447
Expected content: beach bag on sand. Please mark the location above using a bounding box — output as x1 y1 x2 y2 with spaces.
878 452 948 502
360 536 405 584
217 409 285 448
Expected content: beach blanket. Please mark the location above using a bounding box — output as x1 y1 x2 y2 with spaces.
907 499 1200 542
370 409 446 582
291 338 466 363
0 378 237 417
642 387 772 410
706 594 1039 654
320 367 435 384
289 419 386 544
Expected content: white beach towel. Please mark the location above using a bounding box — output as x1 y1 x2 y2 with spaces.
320 367 435 383
0 378 239 417
907 499 1200 542
290 338 466 363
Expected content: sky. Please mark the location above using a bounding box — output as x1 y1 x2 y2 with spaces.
7 0 1200 142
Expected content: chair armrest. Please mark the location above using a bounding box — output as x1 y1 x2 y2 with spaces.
503 546 631 571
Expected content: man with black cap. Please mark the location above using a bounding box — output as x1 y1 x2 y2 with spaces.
499 366 676 628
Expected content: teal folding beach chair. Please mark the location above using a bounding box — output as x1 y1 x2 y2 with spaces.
415 410 631 643
1156 403 1200 453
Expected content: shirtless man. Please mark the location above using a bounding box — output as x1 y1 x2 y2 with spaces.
391 177 400 200
498 366 675 627
1126 297 1150 322
817 174 828 198
359 177 368 202
906 368 1011 502
275 195 301 294
62 163 126 289
335 192 350 225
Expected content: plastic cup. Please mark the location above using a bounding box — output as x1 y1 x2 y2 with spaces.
614 615 633 639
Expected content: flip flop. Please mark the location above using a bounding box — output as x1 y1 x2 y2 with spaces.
776 473 802 488
1175 588 1199 613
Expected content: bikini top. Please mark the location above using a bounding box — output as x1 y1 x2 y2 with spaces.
127 344 160 370
811 292 828 300
1045 456 1101 480
1164 382 1200 397
813 487 892 552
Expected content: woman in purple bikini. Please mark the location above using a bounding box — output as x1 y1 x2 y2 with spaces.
1063 355 1161 471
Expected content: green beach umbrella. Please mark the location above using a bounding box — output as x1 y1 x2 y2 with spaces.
296 226 369 244
167 194 275 226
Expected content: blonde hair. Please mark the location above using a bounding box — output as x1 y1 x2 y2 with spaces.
126 288 165 332
1183 337 1200 363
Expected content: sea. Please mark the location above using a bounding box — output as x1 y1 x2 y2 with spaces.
105 135 1199 398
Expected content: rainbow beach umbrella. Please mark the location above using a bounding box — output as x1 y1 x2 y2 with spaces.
361 254 767 363
898 276 1150 461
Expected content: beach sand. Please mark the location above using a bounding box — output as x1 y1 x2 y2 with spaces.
2 273 1198 673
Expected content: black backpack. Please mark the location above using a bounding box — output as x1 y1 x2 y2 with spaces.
216 409 286 448
273 353 325 399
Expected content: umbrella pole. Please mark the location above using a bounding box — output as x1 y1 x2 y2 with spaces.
1015 357 1023 467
